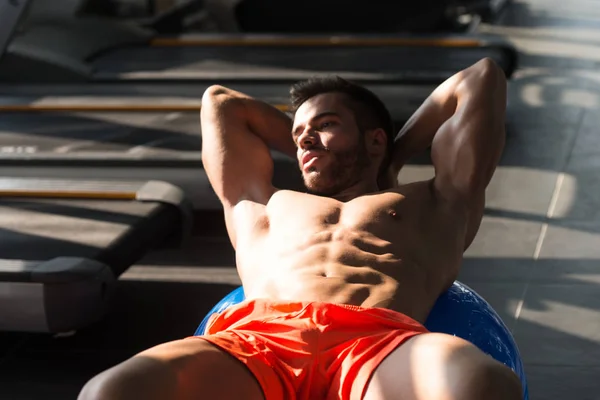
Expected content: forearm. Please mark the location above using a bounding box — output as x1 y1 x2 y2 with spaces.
390 57 506 176
202 86 297 158
243 98 297 159
391 74 462 174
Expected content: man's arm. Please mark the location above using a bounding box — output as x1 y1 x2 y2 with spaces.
391 58 507 248
200 85 297 245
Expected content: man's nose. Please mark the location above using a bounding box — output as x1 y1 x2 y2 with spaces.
297 129 317 149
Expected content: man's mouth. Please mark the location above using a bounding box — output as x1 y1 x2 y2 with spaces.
301 151 322 169
303 157 319 170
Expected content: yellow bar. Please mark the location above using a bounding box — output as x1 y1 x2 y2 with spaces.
0 104 201 112
0 190 137 200
0 104 291 113
151 36 482 48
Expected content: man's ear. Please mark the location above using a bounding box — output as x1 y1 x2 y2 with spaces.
365 128 388 156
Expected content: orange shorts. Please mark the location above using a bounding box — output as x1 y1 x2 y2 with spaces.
193 299 429 400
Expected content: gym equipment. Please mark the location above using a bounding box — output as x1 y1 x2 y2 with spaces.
224 0 457 34
205 0 512 34
0 178 193 333
455 0 513 22
22 0 502 35
0 0 30 55
146 0 210 34
195 281 529 400
95 34 518 84
0 0 518 84
0 106 309 203
0 3 512 170
0 1 195 334
0 31 518 84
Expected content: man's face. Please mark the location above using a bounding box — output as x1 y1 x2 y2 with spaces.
292 93 372 196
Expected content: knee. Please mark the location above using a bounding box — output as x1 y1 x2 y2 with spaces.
77 357 178 400
78 369 120 400
457 361 523 400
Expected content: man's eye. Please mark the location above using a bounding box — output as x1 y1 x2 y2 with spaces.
320 121 333 129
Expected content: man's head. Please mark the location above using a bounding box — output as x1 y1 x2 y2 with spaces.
289 76 394 197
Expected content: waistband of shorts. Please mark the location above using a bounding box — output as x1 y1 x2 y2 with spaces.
241 297 426 327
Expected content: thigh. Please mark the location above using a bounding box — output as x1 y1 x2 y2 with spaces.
81 338 265 400
362 332 515 400
141 337 264 399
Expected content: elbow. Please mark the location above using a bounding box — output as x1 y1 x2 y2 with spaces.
459 58 506 96
457 58 507 113
474 58 507 92
202 85 229 105
454 58 507 111
202 84 230 100
476 57 505 79
201 85 246 122
201 85 242 109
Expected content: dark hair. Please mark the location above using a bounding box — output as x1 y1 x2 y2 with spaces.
289 76 395 174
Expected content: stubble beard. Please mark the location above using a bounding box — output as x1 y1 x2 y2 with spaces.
302 141 371 197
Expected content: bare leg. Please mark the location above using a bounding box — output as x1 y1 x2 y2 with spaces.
78 338 264 400
363 333 523 400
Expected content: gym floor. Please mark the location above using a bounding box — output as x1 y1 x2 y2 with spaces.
0 0 599 398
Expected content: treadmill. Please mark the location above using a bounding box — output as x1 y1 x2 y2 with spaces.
0 2 195 334
0 178 193 333
0 0 426 177
0 0 512 191
0 0 518 84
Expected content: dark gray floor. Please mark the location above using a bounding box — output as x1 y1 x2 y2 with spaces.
453 0 600 398
0 0 599 399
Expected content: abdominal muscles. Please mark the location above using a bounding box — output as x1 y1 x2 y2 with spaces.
238 227 434 321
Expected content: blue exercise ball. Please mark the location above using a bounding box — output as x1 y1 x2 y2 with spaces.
196 281 529 400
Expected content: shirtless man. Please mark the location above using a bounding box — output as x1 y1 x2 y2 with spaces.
79 58 522 400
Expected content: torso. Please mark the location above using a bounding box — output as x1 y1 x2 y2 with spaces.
229 180 468 323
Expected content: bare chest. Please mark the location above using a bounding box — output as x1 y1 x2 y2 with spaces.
232 188 464 298
266 190 410 233
232 190 440 262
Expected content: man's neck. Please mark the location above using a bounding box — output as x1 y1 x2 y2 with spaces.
331 179 380 202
